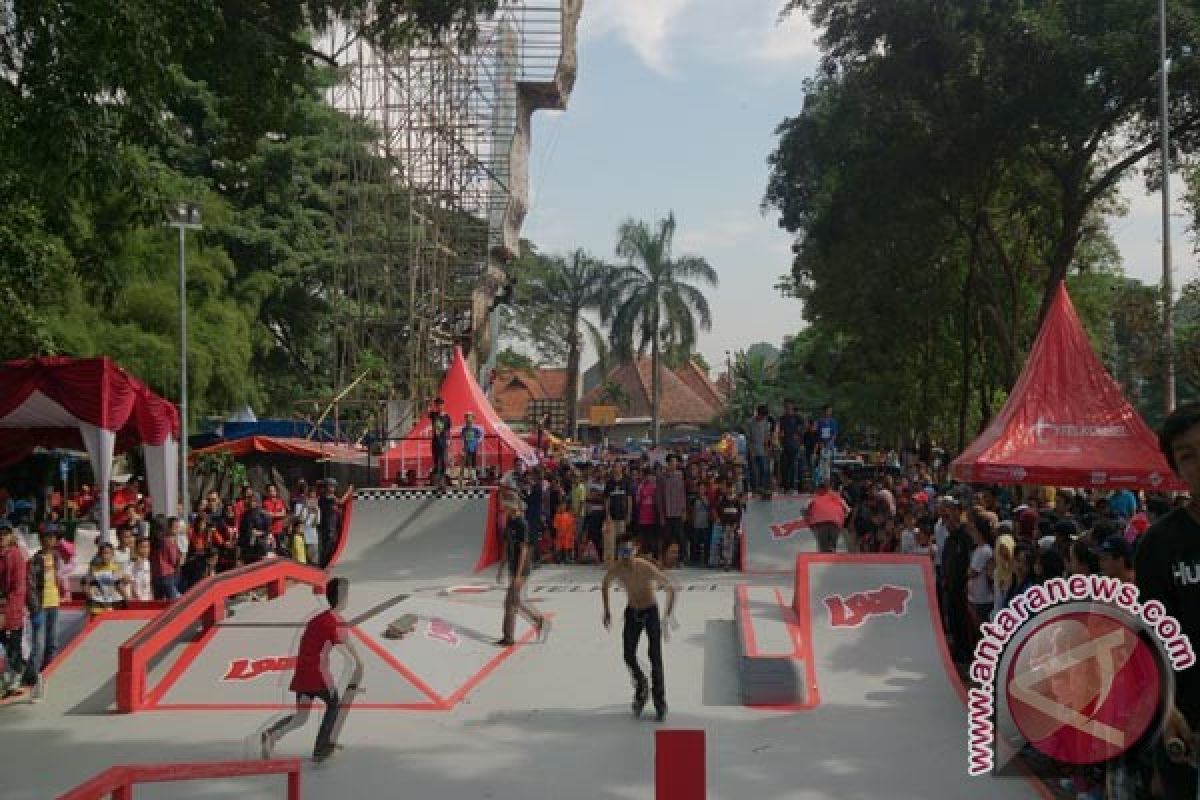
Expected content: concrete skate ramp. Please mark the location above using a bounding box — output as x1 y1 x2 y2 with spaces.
740 495 821 574
784 553 1043 797
333 488 494 586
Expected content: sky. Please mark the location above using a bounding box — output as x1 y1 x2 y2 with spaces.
519 0 1199 373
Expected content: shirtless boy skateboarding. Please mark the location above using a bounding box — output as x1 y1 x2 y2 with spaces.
601 537 677 721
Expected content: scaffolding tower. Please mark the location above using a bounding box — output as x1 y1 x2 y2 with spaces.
321 1 581 436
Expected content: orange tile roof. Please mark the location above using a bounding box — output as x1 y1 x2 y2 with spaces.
579 357 723 426
492 368 571 423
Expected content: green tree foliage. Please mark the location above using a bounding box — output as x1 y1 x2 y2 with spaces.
766 0 1199 450
496 348 537 371
0 2 494 422
500 248 615 434
609 213 719 443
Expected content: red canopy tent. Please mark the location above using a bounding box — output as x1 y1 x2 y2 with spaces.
189 436 366 463
380 347 538 483
0 357 181 535
952 283 1184 491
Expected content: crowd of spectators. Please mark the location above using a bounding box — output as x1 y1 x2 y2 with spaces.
495 451 748 571
0 475 353 700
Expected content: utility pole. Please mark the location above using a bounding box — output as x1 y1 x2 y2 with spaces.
1159 0 1177 413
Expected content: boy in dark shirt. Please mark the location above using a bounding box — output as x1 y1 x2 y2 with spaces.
604 464 634 564
1135 404 1200 798
428 397 453 489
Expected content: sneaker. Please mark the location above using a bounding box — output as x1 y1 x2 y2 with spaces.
31 674 44 703
493 638 516 647
655 700 668 722
260 730 275 760
632 683 648 718
535 616 552 644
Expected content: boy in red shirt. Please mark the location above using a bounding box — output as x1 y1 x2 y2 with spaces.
261 484 288 546
260 577 368 762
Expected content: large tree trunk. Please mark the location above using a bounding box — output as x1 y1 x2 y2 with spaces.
565 311 581 439
651 305 661 445
956 266 975 455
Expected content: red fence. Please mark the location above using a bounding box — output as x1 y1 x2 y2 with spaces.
116 558 327 712
379 434 519 483
56 759 302 800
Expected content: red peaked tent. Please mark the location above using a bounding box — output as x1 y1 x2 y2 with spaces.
952 283 1184 491
380 348 538 483
0 356 182 535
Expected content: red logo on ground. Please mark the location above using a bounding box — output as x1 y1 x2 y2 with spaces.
770 518 808 540
1005 611 1162 765
426 618 461 647
825 585 912 628
222 656 296 682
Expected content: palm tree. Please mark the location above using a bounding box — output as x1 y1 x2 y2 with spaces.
609 212 719 443
525 249 613 436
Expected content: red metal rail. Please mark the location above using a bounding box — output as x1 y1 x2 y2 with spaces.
56 759 302 800
116 497 356 712
116 558 327 712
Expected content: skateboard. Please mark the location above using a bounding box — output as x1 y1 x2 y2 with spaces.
382 613 418 640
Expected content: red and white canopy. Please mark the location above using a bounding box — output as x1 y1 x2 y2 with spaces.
952 283 1185 491
380 347 537 482
0 357 181 534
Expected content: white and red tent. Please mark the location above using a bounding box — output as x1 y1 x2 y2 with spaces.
952 283 1185 491
380 347 537 483
0 356 181 534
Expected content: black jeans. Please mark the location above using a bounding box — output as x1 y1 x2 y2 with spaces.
780 445 800 491
432 444 448 478
2 627 26 685
623 606 665 707
268 689 341 755
663 517 683 556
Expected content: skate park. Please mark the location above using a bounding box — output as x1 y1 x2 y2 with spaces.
2 487 1047 799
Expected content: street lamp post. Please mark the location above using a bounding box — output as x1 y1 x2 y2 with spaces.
1159 0 1176 413
167 203 202 518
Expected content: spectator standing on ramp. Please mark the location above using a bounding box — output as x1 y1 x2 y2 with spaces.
428 397 453 490
777 401 803 494
746 405 773 498
459 411 484 487
601 537 677 721
261 576 368 763
816 404 839 485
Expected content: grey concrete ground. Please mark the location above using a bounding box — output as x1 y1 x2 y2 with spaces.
1 493 1039 799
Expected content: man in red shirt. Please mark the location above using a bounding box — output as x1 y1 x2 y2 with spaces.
0 523 28 695
805 481 852 553
260 577 368 762
261 484 288 545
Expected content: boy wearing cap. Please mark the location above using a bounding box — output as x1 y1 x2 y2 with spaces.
601 537 677 721
1097 536 1134 584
